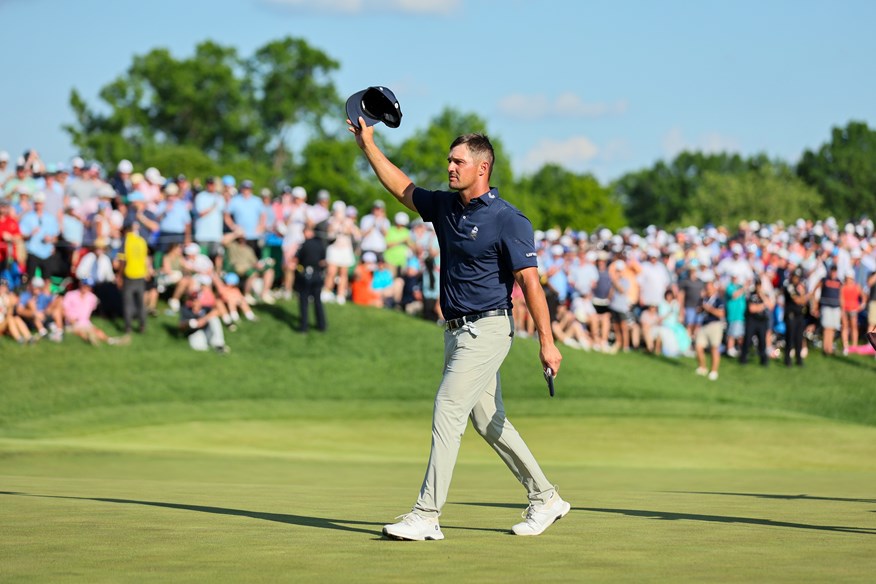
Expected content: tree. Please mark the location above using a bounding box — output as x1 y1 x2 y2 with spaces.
295 136 384 210
613 151 749 229
515 164 625 231
64 37 340 181
682 164 824 227
797 121 876 221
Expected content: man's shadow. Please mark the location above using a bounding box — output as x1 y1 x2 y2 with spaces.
257 303 300 330
0 491 379 536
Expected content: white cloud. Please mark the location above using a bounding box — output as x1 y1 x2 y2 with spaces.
259 0 460 15
662 126 740 158
498 92 627 121
521 136 599 173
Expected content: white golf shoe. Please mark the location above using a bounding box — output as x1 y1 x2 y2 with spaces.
382 512 444 541
511 492 571 536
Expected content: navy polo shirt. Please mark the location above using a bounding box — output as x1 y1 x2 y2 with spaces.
412 186 538 320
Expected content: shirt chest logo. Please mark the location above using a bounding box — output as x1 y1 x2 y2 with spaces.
470 225 479 240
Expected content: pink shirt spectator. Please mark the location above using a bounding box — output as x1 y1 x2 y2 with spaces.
63 288 98 328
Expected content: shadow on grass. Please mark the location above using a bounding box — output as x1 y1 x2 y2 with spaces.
830 353 876 371
640 352 685 367
669 491 876 504
455 501 876 536
258 303 300 331
0 491 379 536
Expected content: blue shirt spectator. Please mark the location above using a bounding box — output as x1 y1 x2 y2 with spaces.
194 183 226 243
227 186 265 241
19 204 59 260
156 198 192 234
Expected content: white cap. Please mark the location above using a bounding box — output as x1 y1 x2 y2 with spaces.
317 189 330 201
550 244 564 256
362 251 377 264
184 243 201 255
31 276 46 287
117 159 133 174
332 200 346 213
145 167 164 185
163 183 180 196
613 259 626 271
71 156 85 169
699 270 715 283
32 191 46 203
394 212 410 226
291 186 306 199
0 151 8 162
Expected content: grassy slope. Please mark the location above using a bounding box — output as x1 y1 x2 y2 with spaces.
1 299 874 437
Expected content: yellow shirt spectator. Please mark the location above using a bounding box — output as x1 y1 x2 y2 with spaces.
120 231 149 279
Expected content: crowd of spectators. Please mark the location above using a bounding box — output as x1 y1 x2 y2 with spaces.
1 149 874 374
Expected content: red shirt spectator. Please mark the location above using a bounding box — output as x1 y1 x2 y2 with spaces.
0 201 22 266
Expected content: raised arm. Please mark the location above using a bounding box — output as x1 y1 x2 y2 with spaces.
348 117 417 213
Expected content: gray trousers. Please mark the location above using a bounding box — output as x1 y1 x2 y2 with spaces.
413 315 555 518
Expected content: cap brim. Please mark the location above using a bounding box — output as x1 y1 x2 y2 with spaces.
346 89 376 130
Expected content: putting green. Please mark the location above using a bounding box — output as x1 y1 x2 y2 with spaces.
3 414 875 583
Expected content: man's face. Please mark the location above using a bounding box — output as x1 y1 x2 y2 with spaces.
447 144 481 191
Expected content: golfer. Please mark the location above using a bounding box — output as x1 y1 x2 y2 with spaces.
349 117 568 540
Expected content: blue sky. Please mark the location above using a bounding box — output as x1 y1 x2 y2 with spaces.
0 0 873 182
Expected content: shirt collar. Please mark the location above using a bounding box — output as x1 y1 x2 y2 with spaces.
462 187 500 208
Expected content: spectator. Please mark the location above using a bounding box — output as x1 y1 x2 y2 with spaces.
16 276 63 341
62 278 125 345
58 197 85 276
0 278 32 343
193 177 226 261
215 272 257 324
694 273 724 380
867 270 876 342
109 159 134 201
280 186 309 298
295 225 328 333
724 273 747 358
19 192 60 281
421 256 442 323
260 188 284 294
223 230 275 305
608 259 636 352
141 167 164 206
739 277 773 366
359 200 390 257
226 179 265 257
384 211 412 276
0 150 10 186
155 182 191 252
638 248 671 309
678 263 705 339
812 263 842 355
653 288 690 357
123 191 159 243
322 200 359 304
75 238 121 319
117 223 149 334
351 251 382 308
179 288 229 353
782 269 808 367
590 253 613 351
0 200 24 286
839 273 864 355
307 189 332 241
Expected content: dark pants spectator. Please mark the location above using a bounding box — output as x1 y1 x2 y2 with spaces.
123 277 146 333
298 272 326 332
784 313 805 366
740 317 769 366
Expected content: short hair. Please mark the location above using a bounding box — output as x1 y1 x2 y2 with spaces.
451 133 495 178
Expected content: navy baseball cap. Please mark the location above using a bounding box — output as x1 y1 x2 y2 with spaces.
345 86 402 130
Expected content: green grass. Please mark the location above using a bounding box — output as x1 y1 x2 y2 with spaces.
2 300 875 582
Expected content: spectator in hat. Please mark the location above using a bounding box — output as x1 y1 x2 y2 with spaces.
608 259 637 352
295 224 328 332
261 188 285 290
41 166 65 221
155 182 191 252
124 190 159 241
19 191 60 280
16 276 63 341
0 151 10 186
280 186 309 298
306 189 332 241
140 167 164 206
193 176 227 261
322 200 359 304
3 160 36 202
782 269 808 366
75 238 120 319
351 251 383 308
694 272 724 380
839 273 864 355
215 271 257 324
812 263 842 355
167 243 205 313
739 277 773 366
0 277 32 343
678 263 705 339
64 162 99 210
226 179 266 257
109 160 134 201
590 253 613 351
359 200 390 257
